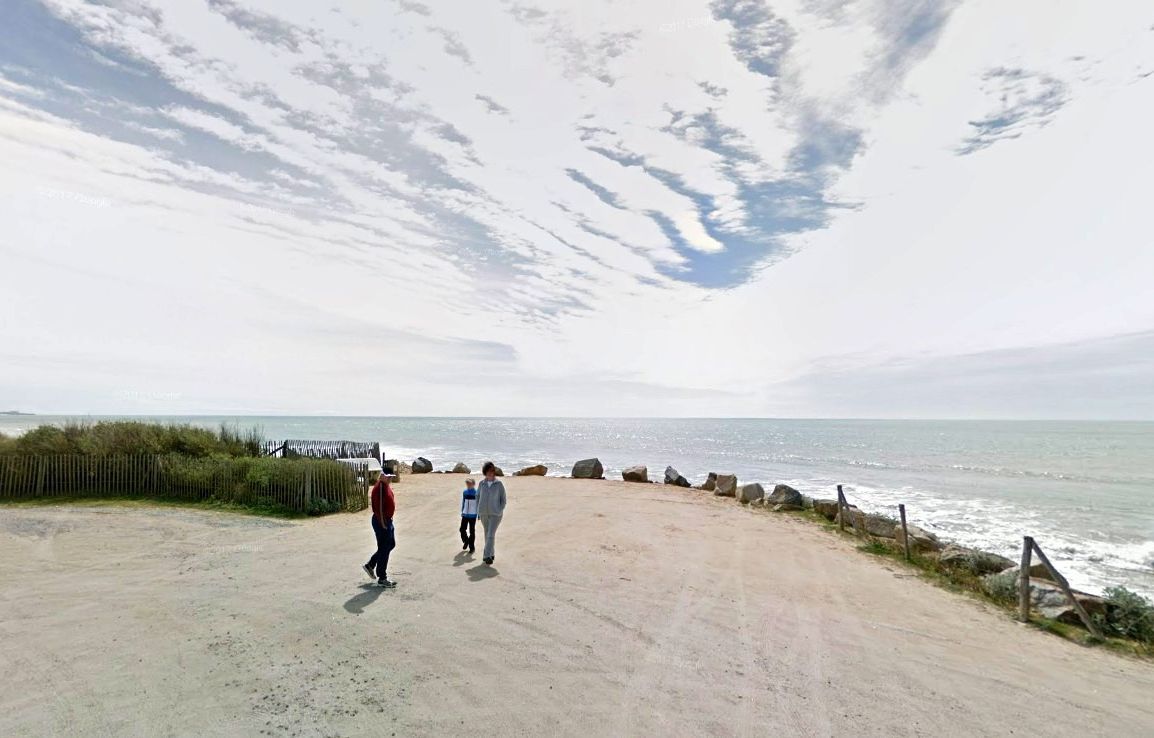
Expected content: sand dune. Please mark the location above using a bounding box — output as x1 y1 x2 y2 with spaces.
1 475 1152 737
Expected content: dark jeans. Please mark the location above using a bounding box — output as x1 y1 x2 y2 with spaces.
459 516 476 550
368 516 395 579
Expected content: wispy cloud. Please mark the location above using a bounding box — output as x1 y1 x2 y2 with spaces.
958 67 1069 154
3 0 1151 417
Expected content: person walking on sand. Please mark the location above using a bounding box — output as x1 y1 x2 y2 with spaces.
459 477 478 554
475 461 506 565
362 473 396 588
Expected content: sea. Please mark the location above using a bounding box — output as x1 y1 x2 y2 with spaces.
2 415 1152 599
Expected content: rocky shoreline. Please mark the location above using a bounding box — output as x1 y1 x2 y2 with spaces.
395 453 1119 634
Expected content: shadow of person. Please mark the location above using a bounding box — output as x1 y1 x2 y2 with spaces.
343 583 386 614
453 550 474 567
466 564 498 582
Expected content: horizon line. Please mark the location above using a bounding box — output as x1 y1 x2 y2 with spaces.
3 412 1152 423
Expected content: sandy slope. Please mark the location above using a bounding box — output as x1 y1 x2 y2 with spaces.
1 474 1152 737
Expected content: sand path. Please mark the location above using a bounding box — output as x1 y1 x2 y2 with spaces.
1 475 1152 737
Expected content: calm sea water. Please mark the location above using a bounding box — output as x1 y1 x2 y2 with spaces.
3 415 1152 598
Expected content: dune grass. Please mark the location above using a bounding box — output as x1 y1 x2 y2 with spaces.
0 420 265 458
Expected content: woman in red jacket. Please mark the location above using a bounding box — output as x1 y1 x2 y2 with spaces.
363 474 396 588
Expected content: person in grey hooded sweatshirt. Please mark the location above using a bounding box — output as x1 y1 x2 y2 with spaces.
475 461 507 565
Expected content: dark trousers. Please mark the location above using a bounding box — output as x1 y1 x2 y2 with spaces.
459 516 476 550
368 516 395 579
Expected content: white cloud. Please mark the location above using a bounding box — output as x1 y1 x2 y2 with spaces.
1 0 1152 417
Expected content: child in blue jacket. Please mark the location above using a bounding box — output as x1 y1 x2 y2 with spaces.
459 477 478 554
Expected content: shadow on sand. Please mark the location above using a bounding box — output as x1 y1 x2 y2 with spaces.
453 550 474 567
343 583 388 614
466 563 498 582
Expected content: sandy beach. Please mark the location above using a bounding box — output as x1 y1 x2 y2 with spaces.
1 474 1152 737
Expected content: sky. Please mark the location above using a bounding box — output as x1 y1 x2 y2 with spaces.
0 0 1152 418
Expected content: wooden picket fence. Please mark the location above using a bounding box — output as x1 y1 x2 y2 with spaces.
0 455 370 515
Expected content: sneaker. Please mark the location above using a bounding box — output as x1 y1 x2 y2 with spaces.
483 557 492 565
362 563 374 580
376 578 397 588
462 543 469 551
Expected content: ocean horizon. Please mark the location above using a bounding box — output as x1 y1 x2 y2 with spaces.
3 415 1152 600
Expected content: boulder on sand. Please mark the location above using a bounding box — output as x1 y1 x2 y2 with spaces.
622 465 649 483
714 474 737 497
982 569 1108 627
452 462 470 474
835 509 898 538
738 483 764 504
572 458 604 479
1031 581 1109 625
664 466 691 487
893 524 943 552
766 484 803 508
493 466 504 477
412 457 433 474
939 545 1015 575
697 472 718 492
813 499 840 520
513 464 547 476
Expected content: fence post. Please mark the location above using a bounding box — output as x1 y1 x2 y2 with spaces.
1019 536 1033 623
899 504 911 561
1030 539 1104 638
836 484 846 533
35 457 47 496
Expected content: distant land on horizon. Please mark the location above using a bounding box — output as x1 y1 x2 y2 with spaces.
1 411 34 416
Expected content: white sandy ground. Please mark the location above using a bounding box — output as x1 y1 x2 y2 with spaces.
1 475 1153 738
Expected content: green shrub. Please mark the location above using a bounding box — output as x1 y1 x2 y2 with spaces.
1099 586 1154 644
306 497 340 516
983 569 1019 604
2 421 265 458
12 425 81 455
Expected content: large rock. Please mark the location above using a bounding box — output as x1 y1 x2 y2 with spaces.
513 464 547 476
452 462 470 474
699 472 718 492
713 474 737 497
664 466 691 487
737 482 765 504
982 570 1108 627
492 466 504 477
766 484 803 508
893 524 943 552
939 545 1015 575
622 465 649 483
1027 562 1055 581
813 499 840 520
835 509 898 538
1034 581 1109 625
572 458 604 479
412 457 433 474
